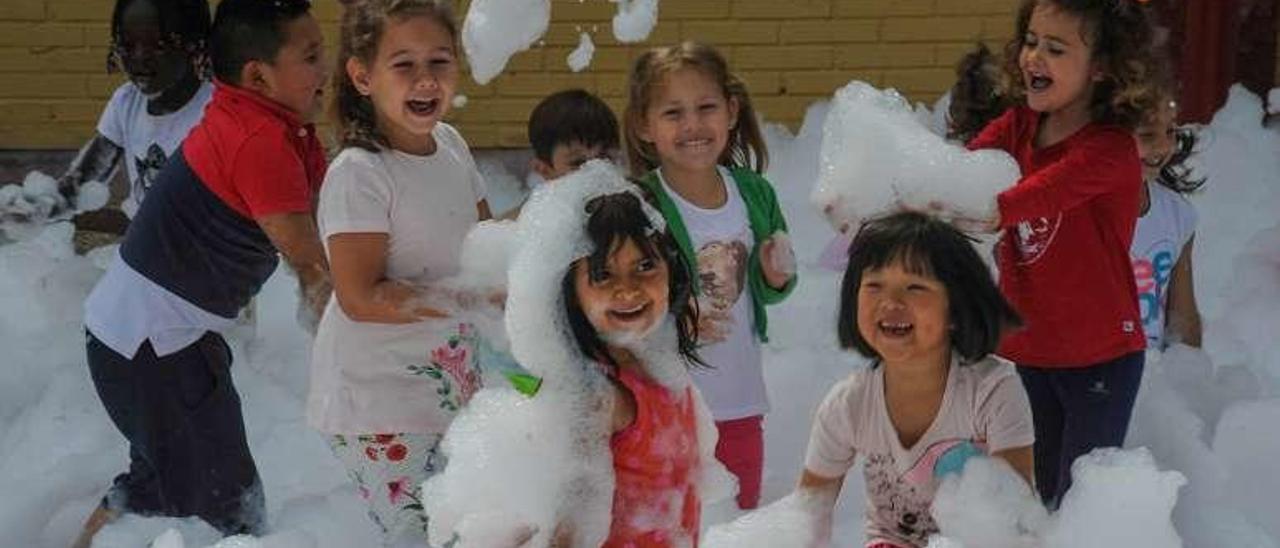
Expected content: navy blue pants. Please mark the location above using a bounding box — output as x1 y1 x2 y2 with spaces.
1017 351 1145 509
86 331 264 535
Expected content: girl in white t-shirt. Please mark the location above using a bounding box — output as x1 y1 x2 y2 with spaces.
800 212 1034 548
308 2 492 544
1132 95 1204 350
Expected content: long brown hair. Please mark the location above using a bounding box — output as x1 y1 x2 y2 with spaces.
623 41 768 177
1002 0 1163 129
330 0 458 151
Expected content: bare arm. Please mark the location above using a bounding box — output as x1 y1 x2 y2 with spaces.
992 445 1036 491
797 469 845 543
325 232 454 324
59 134 124 199
1165 236 1202 348
257 212 331 326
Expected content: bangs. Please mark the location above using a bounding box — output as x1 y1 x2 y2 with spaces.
582 192 661 280
848 219 946 280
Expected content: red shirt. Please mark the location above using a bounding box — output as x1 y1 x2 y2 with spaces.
606 366 701 547
969 107 1146 367
182 80 326 219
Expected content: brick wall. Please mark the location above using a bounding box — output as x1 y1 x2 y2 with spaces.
0 0 1019 150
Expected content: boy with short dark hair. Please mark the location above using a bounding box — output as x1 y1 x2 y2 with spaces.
74 0 329 545
527 88 620 181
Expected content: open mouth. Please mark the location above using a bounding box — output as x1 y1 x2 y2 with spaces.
678 137 712 150
407 98 440 117
608 302 650 323
877 320 914 338
1142 156 1166 168
1027 72 1053 92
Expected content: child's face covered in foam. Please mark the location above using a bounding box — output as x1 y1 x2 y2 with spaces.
573 237 671 348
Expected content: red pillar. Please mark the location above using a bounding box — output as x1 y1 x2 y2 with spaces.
1178 0 1240 123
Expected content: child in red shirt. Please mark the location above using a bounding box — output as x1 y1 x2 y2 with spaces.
965 0 1164 508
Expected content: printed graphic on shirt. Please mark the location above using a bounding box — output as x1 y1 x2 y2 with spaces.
696 240 749 340
1132 238 1178 345
1011 214 1062 265
865 439 985 545
407 322 483 412
133 142 167 200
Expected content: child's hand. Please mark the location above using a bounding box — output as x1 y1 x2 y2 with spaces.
760 233 795 289
696 307 733 344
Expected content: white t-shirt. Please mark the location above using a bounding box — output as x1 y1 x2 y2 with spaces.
805 355 1035 548
1131 182 1198 349
97 81 213 217
308 123 488 434
660 167 766 421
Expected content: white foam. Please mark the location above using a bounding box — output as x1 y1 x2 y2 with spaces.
566 32 595 72
611 0 659 43
75 180 111 212
462 0 550 84
810 81 1018 235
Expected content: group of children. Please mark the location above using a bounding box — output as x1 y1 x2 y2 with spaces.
64 0 1208 547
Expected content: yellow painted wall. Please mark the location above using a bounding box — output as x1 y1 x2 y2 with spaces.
0 0 1019 149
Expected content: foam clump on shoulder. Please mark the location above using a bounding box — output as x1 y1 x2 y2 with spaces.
810 81 1018 230
462 0 550 84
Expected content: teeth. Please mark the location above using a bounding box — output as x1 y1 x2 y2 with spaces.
614 304 645 314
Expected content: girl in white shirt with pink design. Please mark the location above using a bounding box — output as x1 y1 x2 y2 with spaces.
800 212 1035 548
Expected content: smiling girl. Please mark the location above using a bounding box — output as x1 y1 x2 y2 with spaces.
965 0 1162 507
799 212 1033 548
624 41 796 510
307 0 493 544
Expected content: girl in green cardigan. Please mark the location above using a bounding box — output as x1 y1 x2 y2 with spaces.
623 41 796 509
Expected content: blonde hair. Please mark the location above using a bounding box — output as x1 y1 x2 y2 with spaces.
623 41 768 177
330 0 458 151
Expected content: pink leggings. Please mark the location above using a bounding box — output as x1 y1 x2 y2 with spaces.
714 415 764 509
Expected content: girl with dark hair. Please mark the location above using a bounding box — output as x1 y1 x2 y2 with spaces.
624 41 796 510
799 211 1033 548
1131 92 1205 350
59 0 213 222
560 188 708 546
966 0 1164 508
307 1 494 544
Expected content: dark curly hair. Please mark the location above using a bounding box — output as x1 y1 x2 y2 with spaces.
331 0 459 152
1002 0 1164 129
947 43 1009 143
108 0 211 78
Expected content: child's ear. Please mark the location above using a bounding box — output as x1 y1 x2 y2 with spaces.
240 60 273 95
346 57 372 95
530 156 555 180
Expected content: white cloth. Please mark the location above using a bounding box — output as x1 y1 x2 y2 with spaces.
1131 182 1198 348
804 355 1035 548
97 81 213 217
309 123 489 434
84 249 236 359
660 166 766 420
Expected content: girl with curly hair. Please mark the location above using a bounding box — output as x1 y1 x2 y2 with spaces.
964 0 1164 508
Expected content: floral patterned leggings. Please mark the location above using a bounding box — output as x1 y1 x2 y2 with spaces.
328 432 446 547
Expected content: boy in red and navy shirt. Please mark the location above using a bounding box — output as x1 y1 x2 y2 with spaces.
75 0 329 545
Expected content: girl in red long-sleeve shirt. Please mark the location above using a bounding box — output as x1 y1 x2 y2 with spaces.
965 0 1164 508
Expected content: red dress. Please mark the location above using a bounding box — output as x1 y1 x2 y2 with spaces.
605 365 702 547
